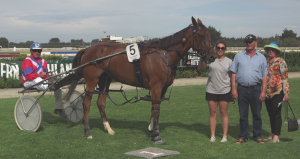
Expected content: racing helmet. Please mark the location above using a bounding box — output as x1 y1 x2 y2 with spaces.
30 42 43 50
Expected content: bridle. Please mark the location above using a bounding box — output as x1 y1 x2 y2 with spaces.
191 25 214 59
173 24 214 63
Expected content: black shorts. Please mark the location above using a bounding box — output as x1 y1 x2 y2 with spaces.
206 92 231 102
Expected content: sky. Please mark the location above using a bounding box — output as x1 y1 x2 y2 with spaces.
1 0 300 43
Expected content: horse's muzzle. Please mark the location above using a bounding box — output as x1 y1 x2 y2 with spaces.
207 56 216 64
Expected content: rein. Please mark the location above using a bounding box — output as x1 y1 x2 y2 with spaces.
192 26 214 59
171 25 214 60
174 45 183 59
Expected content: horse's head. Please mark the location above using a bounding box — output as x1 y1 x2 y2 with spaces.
190 17 216 64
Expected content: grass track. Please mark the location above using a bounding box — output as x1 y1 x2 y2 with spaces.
0 78 300 158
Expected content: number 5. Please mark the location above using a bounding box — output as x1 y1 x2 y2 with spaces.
130 45 135 55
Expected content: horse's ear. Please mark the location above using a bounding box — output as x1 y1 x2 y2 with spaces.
191 17 198 28
197 18 203 24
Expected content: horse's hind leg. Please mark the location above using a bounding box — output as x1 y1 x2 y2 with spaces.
83 73 100 139
96 75 115 135
83 86 96 139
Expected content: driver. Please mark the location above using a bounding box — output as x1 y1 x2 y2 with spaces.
21 42 67 119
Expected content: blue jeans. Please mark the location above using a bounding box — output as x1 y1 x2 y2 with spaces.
237 85 262 140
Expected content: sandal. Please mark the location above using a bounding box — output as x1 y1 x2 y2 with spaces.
265 134 273 140
269 138 279 143
266 135 273 140
236 138 247 144
255 138 265 144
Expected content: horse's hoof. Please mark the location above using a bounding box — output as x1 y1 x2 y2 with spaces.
155 140 165 145
87 135 93 139
108 130 115 135
151 136 164 145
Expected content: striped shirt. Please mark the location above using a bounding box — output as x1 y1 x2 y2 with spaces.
21 55 49 83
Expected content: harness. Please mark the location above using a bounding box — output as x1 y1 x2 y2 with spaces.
80 23 214 105
131 43 146 88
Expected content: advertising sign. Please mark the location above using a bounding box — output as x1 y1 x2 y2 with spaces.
0 59 73 79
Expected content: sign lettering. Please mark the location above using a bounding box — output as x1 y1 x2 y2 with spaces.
0 60 73 79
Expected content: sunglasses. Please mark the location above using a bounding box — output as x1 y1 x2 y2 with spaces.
32 49 42 53
268 48 278 53
216 47 226 50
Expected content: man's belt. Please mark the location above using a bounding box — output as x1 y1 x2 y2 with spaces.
238 84 261 88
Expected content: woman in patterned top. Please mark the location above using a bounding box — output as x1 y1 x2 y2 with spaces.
264 41 289 143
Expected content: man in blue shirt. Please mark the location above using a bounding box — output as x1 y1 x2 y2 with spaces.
230 34 268 144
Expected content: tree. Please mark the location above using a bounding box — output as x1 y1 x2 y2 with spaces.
91 39 99 45
281 38 300 47
147 37 160 42
207 26 222 44
71 39 84 47
0 37 9 48
49 38 60 43
25 40 34 45
282 28 297 40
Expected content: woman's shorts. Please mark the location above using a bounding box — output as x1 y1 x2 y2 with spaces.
206 91 231 102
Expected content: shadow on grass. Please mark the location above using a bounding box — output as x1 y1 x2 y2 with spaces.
80 117 272 140
278 137 293 142
90 118 278 141
87 118 150 135
40 111 295 143
41 111 82 128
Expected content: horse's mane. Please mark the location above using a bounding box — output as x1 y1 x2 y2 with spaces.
145 23 206 49
145 25 190 49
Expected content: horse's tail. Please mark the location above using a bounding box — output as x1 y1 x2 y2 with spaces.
64 49 86 101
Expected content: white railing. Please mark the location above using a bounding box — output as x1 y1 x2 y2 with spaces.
1 47 300 53
227 47 300 52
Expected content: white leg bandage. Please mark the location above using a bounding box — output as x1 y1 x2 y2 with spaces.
148 117 154 131
103 121 115 135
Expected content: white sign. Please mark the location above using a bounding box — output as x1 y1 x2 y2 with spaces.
0 63 19 79
0 62 73 79
188 54 200 66
126 43 140 62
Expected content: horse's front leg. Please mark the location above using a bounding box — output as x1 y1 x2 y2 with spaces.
97 93 115 135
149 86 164 145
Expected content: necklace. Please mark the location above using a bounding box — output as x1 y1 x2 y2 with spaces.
269 57 280 63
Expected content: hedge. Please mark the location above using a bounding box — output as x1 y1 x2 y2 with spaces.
225 51 300 72
0 51 299 88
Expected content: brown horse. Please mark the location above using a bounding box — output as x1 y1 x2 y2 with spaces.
64 17 216 144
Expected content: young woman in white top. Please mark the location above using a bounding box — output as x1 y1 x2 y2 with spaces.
198 41 232 142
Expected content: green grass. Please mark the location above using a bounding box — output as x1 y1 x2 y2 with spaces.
1 78 300 159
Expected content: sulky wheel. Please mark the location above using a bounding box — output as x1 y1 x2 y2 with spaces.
14 95 42 132
62 90 84 123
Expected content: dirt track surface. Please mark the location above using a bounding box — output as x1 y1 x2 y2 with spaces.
1 72 300 99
